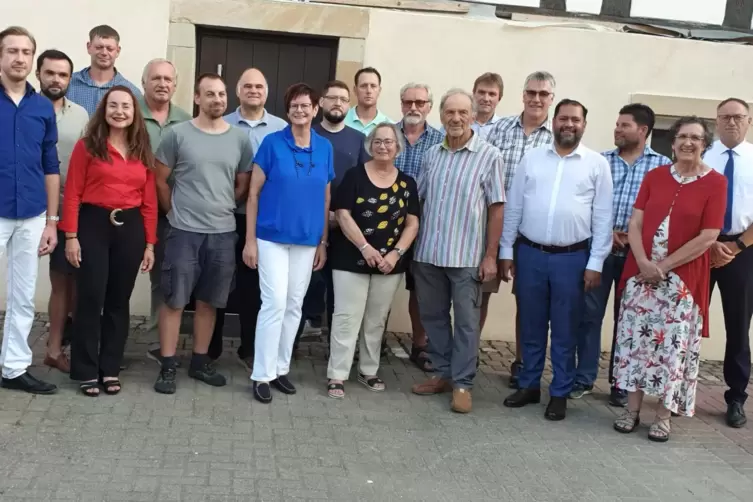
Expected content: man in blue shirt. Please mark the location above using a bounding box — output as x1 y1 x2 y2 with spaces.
0 26 61 395
67 25 141 116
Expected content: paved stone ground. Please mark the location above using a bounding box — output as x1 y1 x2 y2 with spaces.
0 314 752 502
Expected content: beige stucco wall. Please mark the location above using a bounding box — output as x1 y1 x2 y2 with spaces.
3 0 751 361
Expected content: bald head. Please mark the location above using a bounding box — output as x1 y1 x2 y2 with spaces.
236 68 268 111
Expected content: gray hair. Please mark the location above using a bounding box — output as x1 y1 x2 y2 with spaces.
141 58 177 85
364 122 406 158
439 88 476 114
523 71 556 90
399 82 433 104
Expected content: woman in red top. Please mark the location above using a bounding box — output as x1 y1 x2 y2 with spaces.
60 86 158 397
612 116 727 442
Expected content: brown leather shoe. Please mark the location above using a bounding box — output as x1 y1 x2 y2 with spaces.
411 377 452 395
43 353 70 374
451 388 472 413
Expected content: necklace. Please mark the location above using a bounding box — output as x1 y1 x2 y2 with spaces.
291 150 315 178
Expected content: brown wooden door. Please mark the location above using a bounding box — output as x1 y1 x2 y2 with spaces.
196 27 339 118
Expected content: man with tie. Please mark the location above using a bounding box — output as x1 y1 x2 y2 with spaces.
706 97 753 429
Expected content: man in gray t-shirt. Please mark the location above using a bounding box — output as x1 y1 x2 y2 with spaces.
153 74 252 395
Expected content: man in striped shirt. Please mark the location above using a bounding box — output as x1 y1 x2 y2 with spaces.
410 89 505 414
487 71 555 388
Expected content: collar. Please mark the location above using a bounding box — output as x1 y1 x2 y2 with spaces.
515 113 552 133
440 130 481 152
282 125 317 152
475 114 501 127
347 106 387 126
139 97 186 124
718 139 751 155
227 107 271 126
398 120 437 138
74 66 123 87
604 145 663 159
548 141 585 159
0 80 36 98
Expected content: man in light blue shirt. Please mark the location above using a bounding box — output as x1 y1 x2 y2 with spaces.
344 67 391 135
208 68 287 370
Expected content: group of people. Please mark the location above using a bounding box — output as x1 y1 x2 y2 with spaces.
0 22 751 443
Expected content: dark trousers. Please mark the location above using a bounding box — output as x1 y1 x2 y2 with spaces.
710 242 753 405
574 253 626 387
208 214 260 360
70 205 144 381
516 243 588 398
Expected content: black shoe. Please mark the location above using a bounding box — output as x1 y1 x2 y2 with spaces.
253 382 273 403
154 367 177 394
1 372 57 395
271 375 296 395
503 388 541 408
545 396 567 421
188 362 227 387
727 402 747 428
146 348 181 368
508 360 522 389
608 387 628 408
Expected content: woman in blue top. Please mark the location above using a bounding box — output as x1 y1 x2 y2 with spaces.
243 83 335 404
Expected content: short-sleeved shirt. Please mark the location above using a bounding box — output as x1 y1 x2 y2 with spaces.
330 165 419 274
254 126 335 246
224 108 288 214
55 98 89 199
312 123 369 198
344 107 392 135
156 121 253 234
140 98 192 154
67 67 142 116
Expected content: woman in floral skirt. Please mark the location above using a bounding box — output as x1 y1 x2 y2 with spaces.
612 116 727 442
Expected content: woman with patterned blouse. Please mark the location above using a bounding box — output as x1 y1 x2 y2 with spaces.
612 116 727 442
326 123 420 398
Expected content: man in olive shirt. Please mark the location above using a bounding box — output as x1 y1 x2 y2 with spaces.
139 58 191 366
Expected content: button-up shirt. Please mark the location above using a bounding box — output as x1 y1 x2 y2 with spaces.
67 67 142 116
224 107 287 214
414 132 506 268
140 98 192 154
0 82 59 220
344 106 392 135
606 146 671 255
488 114 553 193
704 139 753 235
55 98 89 199
394 120 444 180
500 143 613 272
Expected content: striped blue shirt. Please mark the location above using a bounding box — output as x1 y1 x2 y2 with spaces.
394 121 444 180
414 132 506 268
67 67 142 116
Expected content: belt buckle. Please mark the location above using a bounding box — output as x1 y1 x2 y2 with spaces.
109 208 124 226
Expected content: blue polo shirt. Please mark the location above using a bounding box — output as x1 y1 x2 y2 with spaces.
254 126 335 246
0 82 60 220
67 67 142 116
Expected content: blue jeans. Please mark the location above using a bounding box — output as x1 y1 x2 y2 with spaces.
574 254 626 387
516 244 588 398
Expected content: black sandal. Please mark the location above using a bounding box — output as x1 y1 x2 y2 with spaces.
358 374 385 392
79 381 100 397
101 379 121 395
409 346 433 372
327 382 345 399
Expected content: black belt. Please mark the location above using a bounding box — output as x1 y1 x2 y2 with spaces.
718 233 742 243
518 235 589 254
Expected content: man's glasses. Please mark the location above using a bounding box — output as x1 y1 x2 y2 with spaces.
524 90 552 99
401 99 429 108
718 114 749 124
324 95 349 104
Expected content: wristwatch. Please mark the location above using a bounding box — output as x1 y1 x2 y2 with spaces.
46 215 60 222
395 247 406 257
735 237 747 251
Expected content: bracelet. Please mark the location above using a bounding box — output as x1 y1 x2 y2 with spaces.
65 235 77 240
145 247 155 253
359 243 369 252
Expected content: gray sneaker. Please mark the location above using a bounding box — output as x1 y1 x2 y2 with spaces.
569 384 594 399
147 348 182 368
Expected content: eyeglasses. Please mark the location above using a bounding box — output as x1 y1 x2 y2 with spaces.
718 114 749 124
324 95 349 104
289 103 312 111
524 90 552 99
372 139 396 148
675 134 705 143
401 99 429 108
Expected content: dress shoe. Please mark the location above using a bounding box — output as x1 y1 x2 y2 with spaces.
1 372 57 395
545 396 567 421
411 376 452 395
271 375 296 395
451 388 472 413
253 382 273 403
503 388 541 408
727 402 747 428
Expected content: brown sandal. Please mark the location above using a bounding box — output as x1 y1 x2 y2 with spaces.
648 416 671 443
613 409 640 433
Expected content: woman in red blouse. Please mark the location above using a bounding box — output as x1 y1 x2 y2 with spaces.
60 86 157 397
612 116 727 442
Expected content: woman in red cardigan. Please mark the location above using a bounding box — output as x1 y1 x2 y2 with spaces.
612 116 727 442
60 86 157 397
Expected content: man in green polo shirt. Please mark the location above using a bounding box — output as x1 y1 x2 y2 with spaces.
344 67 392 135
139 58 191 366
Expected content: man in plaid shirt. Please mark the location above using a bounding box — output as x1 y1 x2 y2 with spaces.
570 104 671 406
488 71 555 389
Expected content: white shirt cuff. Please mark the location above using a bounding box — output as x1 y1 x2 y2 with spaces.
586 257 605 273
500 247 514 260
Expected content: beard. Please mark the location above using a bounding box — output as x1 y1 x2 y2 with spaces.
323 109 345 124
403 113 424 126
614 136 639 150
41 85 67 101
554 128 583 148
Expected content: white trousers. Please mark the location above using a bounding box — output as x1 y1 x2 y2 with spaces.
0 215 46 379
327 270 402 381
251 239 316 382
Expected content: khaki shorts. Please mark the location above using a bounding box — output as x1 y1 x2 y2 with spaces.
481 277 501 294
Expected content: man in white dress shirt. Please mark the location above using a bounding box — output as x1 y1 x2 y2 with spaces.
706 97 753 429
499 99 613 421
